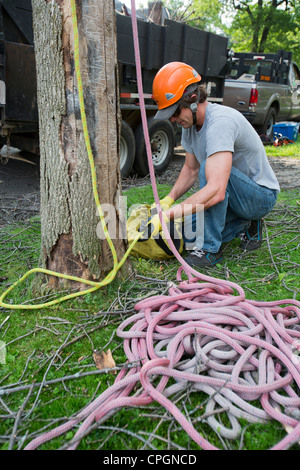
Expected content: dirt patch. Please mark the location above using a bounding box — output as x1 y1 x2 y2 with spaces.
1 146 300 227
267 156 300 190
0 147 40 227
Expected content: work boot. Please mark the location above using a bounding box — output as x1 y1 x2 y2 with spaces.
239 219 263 251
184 248 223 268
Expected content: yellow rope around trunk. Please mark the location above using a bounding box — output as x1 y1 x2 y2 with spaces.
0 0 141 311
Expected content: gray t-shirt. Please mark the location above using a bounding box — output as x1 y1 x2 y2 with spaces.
181 102 280 192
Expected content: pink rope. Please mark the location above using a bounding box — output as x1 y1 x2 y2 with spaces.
25 275 300 450
24 0 300 450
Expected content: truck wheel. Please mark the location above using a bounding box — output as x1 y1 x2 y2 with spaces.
134 117 175 177
256 107 277 139
120 121 135 177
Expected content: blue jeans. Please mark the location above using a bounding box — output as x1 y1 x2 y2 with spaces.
184 162 278 253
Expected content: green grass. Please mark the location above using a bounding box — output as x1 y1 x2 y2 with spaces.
265 136 300 158
0 185 299 451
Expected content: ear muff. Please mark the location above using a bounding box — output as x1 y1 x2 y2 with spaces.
190 102 198 125
180 92 199 126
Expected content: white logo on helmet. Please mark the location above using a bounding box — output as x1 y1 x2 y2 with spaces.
165 93 175 101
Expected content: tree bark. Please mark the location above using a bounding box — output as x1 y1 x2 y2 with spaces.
32 0 130 288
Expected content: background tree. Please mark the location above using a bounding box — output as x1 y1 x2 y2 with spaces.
32 0 130 289
224 0 300 62
164 0 225 31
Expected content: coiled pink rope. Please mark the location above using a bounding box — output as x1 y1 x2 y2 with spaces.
24 0 300 450
25 268 300 450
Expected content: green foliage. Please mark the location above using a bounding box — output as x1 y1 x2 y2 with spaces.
225 1 300 61
164 0 225 32
265 139 300 158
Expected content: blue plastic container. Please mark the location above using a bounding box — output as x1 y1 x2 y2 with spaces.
273 121 299 141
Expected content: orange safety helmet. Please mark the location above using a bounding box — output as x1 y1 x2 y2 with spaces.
153 62 201 120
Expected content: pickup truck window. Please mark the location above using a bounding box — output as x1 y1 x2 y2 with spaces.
227 52 292 84
290 64 300 88
227 58 275 79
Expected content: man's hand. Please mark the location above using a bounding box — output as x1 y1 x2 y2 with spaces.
151 196 174 213
140 212 169 239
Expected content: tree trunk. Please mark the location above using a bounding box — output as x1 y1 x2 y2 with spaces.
32 0 130 288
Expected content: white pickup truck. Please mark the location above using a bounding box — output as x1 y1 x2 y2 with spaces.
222 50 300 139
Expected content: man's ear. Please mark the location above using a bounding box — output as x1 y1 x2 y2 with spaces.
182 94 197 105
190 94 198 102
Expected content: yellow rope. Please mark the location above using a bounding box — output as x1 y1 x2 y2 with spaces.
0 0 140 311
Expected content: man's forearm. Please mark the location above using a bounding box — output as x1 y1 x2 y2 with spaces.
168 163 199 202
165 152 232 222
166 184 220 222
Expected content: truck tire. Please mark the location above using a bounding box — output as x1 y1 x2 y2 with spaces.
256 107 277 139
120 121 135 177
134 117 175 177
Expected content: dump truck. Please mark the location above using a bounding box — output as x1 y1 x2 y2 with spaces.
0 0 228 177
223 50 300 139
0 0 38 157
